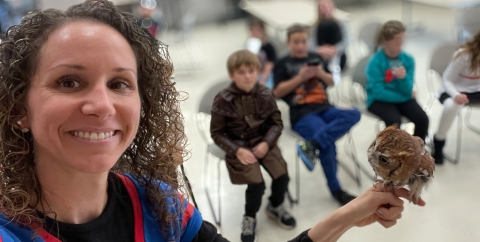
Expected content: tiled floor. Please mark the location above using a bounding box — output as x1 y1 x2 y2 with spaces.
164 1 480 241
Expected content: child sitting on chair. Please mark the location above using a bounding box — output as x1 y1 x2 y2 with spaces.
210 50 296 242
433 31 480 164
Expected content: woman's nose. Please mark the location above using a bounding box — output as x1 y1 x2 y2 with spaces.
81 85 116 119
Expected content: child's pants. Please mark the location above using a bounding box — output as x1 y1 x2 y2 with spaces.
245 174 289 218
293 107 361 193
436 92 480 140
368 99 429 141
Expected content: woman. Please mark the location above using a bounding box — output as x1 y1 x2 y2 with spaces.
433 31 480 165
315 0 347 71
0 1 423 241
366 20 429 141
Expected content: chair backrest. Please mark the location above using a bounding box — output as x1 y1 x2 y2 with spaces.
429 43 458 75
358 22 383 54
198 80 231 114
351 55 372 89
456 6 480 38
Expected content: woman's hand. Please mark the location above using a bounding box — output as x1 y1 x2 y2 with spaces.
454 94 469 105
347 183 425 228
305 182 426 242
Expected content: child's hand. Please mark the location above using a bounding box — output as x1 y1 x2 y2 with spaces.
454 94 469 105
252 141 269 159
393 66 406 79
236 148 258 165
299 65 318 82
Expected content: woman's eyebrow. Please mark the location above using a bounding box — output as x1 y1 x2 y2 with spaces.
49 64 85 71
48 65 136 75
113 67 137 75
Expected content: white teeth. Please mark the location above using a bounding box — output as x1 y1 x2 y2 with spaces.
72 131 115 141
89 133 97 139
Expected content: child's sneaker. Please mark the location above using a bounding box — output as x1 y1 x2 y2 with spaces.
241 216 256 242
265 202 296 230
297 141 318 171
332 190 356 206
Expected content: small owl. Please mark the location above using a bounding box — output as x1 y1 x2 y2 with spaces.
367 126 435 203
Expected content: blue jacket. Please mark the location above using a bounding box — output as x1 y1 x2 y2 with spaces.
0 174 203 242
365 50 415 107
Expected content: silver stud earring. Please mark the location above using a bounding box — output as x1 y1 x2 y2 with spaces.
17 121 29 133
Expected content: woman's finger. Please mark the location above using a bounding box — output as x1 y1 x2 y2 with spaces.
376 206 403 220
377 218 397 229
393 188 427 206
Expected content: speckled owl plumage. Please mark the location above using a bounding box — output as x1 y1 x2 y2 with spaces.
367 126 435 202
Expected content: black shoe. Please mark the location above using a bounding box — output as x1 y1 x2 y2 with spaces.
297 141 318 171
241 216 256 242
266 202 297 230
433 137 445 165
332 190 356 206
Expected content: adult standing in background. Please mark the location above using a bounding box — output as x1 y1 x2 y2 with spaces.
315 0 347 71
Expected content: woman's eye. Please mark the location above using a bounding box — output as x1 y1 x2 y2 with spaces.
59 78 80 88
109 81 130 90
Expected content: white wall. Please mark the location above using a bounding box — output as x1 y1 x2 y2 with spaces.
37 0 229 24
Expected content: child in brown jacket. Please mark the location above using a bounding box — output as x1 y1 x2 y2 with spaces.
210 50 296 242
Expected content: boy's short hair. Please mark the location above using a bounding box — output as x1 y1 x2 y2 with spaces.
227 50 261 74
287 24 310 41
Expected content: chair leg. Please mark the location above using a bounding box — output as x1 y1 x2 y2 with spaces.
217 159 222 226
465 106 480 135
204 151 222 226
375 120 382 133
345 133 376 183
287 143 301 206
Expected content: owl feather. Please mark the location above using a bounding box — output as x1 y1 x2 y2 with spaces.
367 126 435 203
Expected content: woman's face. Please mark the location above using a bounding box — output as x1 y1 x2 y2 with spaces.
318 0 334 19
25 21 141 174
383 32 405 57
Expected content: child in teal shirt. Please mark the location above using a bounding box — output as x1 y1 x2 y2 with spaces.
365 20 429 141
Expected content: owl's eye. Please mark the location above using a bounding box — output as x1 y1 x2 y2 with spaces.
380 155 389 164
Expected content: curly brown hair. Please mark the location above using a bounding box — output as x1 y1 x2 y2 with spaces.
0 0 188 240
457 31 480 74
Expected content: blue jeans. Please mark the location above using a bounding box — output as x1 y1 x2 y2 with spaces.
293 107 361 193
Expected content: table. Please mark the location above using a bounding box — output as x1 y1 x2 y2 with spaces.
407 0 480 9
240 0 349 31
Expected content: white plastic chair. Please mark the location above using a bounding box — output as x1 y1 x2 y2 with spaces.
196 80 230 226
349 55 411 130
276 98 369 204
356 22 382 58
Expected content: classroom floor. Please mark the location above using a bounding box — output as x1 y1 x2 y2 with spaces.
165 1 480 241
